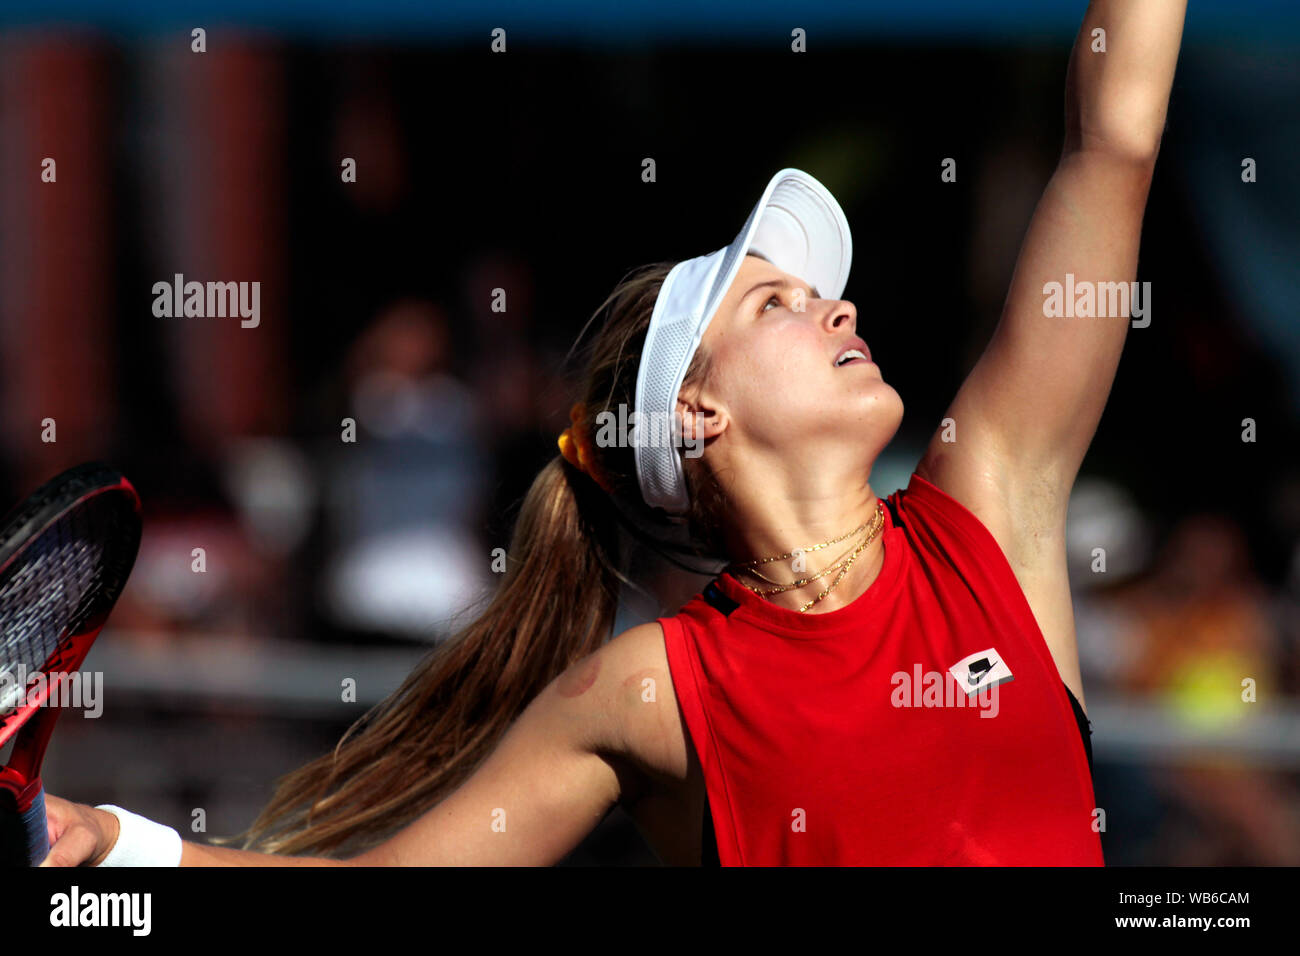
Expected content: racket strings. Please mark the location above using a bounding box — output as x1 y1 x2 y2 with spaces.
0 501 122 703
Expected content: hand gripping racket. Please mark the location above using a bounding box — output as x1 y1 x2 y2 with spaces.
0 463 141 866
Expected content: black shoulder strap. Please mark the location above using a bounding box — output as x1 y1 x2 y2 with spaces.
1063 682 1094 779
884 495 902 528
702 578 740 616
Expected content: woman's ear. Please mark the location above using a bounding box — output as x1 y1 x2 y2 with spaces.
676 396 727 444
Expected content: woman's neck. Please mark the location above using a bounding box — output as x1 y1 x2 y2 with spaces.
738 531 888 614
721 488 887 614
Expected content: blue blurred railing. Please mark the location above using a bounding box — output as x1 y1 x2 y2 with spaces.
1 0 1297 42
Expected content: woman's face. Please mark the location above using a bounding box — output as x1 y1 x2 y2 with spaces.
684 253 903 466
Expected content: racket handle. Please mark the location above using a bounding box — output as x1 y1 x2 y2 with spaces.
0 783 49 866
21 786 49 866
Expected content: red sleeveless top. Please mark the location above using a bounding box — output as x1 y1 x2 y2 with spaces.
658 471 1103 866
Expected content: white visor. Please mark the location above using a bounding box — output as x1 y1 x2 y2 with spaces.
632 167 852 514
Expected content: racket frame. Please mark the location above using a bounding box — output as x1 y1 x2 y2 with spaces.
0 468 141 864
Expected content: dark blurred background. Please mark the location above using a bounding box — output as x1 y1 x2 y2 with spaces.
1 0 1298 864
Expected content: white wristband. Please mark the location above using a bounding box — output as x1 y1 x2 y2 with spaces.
93 805 183 867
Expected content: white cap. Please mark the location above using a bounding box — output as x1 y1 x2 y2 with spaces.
632 168 852 514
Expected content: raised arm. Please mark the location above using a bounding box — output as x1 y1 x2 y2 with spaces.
917 0 1187 519
43 625 663 867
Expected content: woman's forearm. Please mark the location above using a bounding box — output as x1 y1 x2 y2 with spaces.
1064 0 1188 160
180 840 352 866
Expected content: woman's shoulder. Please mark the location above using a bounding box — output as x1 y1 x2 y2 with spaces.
594 621 696 795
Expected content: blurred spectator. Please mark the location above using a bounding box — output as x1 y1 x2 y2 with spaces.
1072 494 1300 865
320 299 492 640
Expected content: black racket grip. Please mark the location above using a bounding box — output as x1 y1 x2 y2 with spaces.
0 784 49 866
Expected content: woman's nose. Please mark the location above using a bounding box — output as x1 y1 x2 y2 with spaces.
825 300 856 331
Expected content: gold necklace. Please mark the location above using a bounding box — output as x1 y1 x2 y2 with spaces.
737 519 872 588
729 510 875 569
730 501 886 612
735 527 871 598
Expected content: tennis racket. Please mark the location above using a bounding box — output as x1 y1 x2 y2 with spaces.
0 462 142 867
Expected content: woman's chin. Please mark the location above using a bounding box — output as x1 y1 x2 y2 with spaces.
855 379 904 420
857 388 905 446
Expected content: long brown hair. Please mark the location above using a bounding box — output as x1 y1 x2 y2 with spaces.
231 261 728 857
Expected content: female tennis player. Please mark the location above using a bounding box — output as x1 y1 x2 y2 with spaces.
41 0 1185 866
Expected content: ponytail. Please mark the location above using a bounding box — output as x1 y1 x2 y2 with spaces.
231 456 622 857
229 259 720 857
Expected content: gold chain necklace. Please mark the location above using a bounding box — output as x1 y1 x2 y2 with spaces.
736 526 872 600
729 510 874 569
729 501 885 613
737 519 871 588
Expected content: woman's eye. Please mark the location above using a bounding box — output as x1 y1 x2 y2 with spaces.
761 295 780 313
